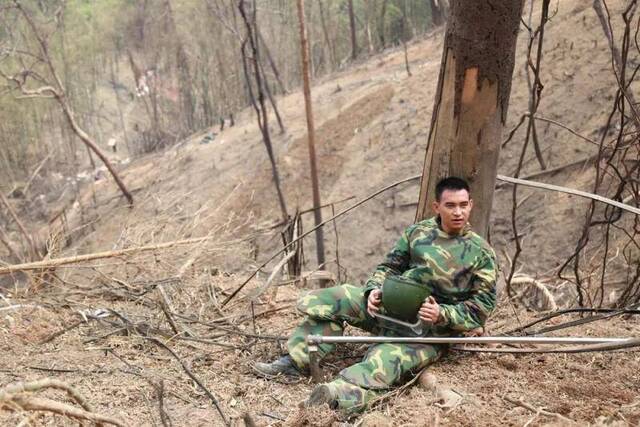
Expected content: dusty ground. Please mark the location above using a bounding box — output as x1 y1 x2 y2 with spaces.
1 0 640 425
1 276 639 426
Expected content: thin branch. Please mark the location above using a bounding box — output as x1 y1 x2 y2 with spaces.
221 174 421 306
497 174 640 215
143 337 229 426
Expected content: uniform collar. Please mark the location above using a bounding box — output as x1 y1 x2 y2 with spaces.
434 215 471 238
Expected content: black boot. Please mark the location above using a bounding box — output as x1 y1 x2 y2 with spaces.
253 355 306 379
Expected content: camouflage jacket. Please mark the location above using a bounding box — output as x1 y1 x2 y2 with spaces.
364 216 497 334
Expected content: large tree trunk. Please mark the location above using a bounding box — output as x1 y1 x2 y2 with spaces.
415 0 524 238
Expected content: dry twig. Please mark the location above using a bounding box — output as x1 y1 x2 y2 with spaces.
0 378 125 427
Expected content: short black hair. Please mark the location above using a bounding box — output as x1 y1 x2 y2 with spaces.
435 176 470 201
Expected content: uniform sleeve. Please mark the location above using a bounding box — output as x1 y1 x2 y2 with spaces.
437 250 497 331
363 225 413 294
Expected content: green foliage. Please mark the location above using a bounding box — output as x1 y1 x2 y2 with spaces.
0 0 432 185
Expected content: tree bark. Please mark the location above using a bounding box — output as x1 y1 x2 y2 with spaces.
348 0 358 60
415 0 524 238
378 0 388 47
296 0 325 271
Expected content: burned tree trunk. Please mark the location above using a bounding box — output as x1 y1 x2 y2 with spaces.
415 0 524 237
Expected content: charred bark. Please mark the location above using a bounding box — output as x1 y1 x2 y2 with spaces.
415 0 524 237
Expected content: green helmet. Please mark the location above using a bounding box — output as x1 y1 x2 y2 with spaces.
381 275 432 323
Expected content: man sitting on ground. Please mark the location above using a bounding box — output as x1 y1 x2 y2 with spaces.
254 176 497 413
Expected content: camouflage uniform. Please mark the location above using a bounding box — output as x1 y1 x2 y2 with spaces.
287 217 497 412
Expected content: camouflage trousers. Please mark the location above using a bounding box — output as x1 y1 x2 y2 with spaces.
287 284 445 412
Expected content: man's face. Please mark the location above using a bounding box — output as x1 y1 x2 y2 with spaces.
432 189 473 235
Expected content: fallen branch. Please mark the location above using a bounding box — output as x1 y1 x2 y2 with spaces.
250 250 297 301
39 319 84 344
0 235 232 276
496 175 640 215
496 155 597 189
151 380 172 427
0 378 125 427
143 337 229 426
503 395 575 425
510 275 558 311
502 307 640 335
158 285 194 337
11 396 125 427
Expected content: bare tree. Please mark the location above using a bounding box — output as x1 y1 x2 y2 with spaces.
415 0 524 237
0 1 133 205
296 0 325 271
238 0 288 221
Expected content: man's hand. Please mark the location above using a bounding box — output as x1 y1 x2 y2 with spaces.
419 296 441 324
367 289 382 316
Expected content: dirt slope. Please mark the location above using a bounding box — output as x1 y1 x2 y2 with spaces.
70 0 627 285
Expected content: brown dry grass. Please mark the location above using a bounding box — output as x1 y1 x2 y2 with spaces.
1 276 639 426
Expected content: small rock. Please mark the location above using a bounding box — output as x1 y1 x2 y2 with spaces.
418 371 438 391
435 387 463 410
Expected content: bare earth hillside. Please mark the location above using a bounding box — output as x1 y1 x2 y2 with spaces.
1 0 639 426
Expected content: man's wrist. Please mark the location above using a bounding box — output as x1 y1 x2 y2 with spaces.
434 306 447 326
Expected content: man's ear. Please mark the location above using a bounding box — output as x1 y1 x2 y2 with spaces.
469 198 474 210
432 200 440 214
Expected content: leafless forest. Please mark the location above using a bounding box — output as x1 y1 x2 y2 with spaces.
0 0 640 425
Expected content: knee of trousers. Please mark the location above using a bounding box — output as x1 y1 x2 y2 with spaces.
295 283 367 322
338 343 444 390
